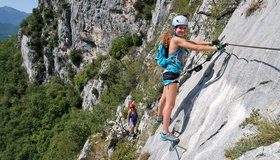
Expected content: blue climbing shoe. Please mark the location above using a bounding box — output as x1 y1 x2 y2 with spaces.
160 132 179 143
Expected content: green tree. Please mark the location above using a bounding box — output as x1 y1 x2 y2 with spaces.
109 34 142 61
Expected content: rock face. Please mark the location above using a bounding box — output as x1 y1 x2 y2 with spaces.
142 0 280 159
69 0 146 58
81 79 104 110
20 0 150 111
238 142 280 160
21 35 37 82
21 0 147 83
147 0 172 42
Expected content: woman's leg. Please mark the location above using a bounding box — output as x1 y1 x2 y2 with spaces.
131 125 135 134
162 83 177 133
133 121 138 134
157 87 166 119
129 121 134 134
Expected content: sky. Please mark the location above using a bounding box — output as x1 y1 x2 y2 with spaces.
0 0 38 13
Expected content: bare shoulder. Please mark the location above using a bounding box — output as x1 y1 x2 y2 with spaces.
172 36 187 44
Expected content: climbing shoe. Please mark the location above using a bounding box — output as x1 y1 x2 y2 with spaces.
155 117 163 125
160 132 179 143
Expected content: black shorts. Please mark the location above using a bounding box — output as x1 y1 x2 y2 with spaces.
162 71 180 85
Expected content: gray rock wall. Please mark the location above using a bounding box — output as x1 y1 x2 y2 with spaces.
21 0 151 110
70 0 146 58
21 0 147 82
21 35 36 82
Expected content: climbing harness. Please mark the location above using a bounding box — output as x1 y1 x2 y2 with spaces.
188 53 205 72
186 50 219 73
228 43 280 51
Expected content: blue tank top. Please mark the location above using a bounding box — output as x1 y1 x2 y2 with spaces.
165 34 189 73
130 111 137 121
165 47 189 73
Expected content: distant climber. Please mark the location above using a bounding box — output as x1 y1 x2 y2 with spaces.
155 15 227 143
127 101 138 136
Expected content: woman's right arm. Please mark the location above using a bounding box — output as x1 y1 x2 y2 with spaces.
175 37 218 52
187 40 210 46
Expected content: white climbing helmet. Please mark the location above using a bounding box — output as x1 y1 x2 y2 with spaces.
172 15 188 27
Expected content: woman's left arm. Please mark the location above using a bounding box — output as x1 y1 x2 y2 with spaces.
127 110 131 123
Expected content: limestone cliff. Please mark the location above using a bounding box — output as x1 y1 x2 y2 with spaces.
20 0 147 83
19 0 152 110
